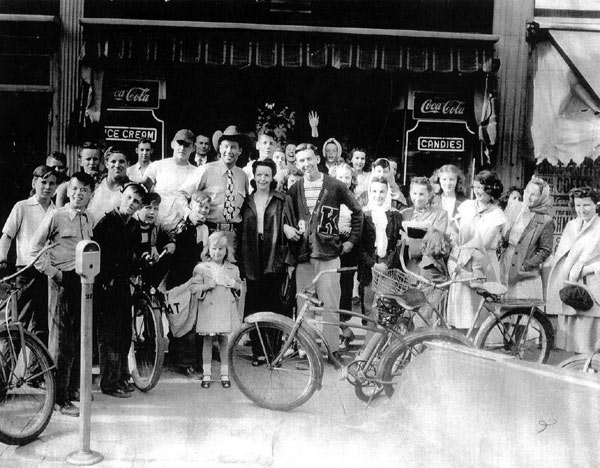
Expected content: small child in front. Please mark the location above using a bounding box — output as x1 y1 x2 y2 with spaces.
190 232 241 389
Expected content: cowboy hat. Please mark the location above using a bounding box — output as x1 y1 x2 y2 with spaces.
211 125 250 153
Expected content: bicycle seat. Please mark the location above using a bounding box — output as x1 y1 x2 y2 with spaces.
380 288 428 311
470 282 507 298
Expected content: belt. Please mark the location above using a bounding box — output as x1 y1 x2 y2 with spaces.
206 221 238 232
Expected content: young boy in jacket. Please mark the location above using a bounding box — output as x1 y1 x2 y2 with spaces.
286 143 363 359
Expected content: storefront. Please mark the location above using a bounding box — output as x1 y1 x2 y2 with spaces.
528 0 600 246
76 9 498 174
0 12 59 221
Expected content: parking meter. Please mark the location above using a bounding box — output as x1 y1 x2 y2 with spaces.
75 241 100 283
68 240 103 465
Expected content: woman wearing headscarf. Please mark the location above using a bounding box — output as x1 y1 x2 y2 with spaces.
498 176 554 300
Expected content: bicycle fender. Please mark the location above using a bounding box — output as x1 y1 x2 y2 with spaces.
244 312 326 390
2 325 56 371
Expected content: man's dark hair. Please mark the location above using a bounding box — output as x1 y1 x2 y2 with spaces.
47 151 67 165
70 171 95 191
137 137 153 147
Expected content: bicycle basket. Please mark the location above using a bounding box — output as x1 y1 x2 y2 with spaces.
371 268 411 296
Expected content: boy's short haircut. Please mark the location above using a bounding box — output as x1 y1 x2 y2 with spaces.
79 141 101 155
137 137 153 147
32 165 58 180
47 151 67 165
372 158 391 170
191 190 211 205
121 182 148 198
257 128 277 140
71 171 96 191
103 145 128 162
143 192 161 206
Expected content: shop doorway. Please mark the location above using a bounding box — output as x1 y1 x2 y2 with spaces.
0 92 51 224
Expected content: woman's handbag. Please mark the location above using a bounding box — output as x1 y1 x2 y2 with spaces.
559 280 597 311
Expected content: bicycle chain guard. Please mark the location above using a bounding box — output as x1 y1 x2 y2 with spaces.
346 360 377 387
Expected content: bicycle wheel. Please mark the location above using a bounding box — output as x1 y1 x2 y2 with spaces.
558 354 600 374
0 329 55 445
229 320 321 411
377 328 473 398
475 308 554 364
128 296 165 392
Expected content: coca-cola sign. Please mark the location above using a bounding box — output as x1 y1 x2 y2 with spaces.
413 93 470 121
105 80 160 109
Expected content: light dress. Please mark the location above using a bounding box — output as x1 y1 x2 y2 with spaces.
446 200 506 329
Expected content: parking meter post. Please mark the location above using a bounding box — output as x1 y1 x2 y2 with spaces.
67 241 103 466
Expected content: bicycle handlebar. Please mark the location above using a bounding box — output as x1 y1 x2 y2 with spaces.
396 239 483 289
0 244 57 283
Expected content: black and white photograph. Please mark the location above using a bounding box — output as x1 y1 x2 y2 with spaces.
0 0 599 467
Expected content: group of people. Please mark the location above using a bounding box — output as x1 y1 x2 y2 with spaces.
3 120 600 419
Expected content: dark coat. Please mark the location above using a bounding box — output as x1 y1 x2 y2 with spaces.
93 209 141 287
238 190 296 281
288 174 363 262
361 208 403 286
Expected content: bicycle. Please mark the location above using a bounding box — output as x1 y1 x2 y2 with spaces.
0 245 56 445
127 251 168 392
228 266 443 411
557 340 600 374
376 242 555 397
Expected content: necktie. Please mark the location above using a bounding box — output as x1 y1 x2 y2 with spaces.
223 169 235 221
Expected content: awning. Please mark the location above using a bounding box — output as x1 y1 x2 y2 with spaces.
531 17 600 165
80 18 497 73
548 30 600 102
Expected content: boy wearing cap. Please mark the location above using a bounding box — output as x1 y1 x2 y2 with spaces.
142 129 201 230
197 126 249 261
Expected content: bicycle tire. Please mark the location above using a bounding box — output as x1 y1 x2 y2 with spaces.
558 354 600 374
0 329 56 445
475 308 554 364
377 328 473 398
128 295 165 392
229 320 321 411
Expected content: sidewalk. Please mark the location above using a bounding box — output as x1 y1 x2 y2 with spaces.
0 362 439 468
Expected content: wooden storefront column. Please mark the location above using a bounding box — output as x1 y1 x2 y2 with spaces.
493 0 534 188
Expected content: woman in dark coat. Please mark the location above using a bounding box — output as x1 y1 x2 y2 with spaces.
238 159 296 365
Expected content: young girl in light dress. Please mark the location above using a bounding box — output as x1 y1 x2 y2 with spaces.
190 232 241 389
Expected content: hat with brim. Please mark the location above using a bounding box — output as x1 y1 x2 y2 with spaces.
212 125 250 153
173 129 195 145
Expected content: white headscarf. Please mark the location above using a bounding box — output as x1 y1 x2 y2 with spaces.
365 178 392 258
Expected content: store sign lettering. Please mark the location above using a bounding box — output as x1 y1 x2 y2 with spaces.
418 136 464 152
105 126 157 142
105 80 160 109
414 93 468 120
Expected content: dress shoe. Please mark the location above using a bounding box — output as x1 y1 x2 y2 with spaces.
55 401 80 417
102 388 132 398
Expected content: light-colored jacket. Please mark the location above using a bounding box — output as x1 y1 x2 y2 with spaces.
547 214 600 317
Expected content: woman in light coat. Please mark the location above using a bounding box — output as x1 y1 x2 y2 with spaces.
547 187 600 353
499 176 554 300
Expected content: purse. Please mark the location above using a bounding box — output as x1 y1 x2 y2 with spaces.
559 280 596 311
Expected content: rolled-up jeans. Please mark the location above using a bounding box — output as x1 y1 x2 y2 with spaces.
48 270 81 404
296 257 341 353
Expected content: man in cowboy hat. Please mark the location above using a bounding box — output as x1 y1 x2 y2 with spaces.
142 129 200 229
197 125 249 260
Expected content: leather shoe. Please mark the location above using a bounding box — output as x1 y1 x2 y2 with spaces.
55 401 80 417
102 388 132 399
